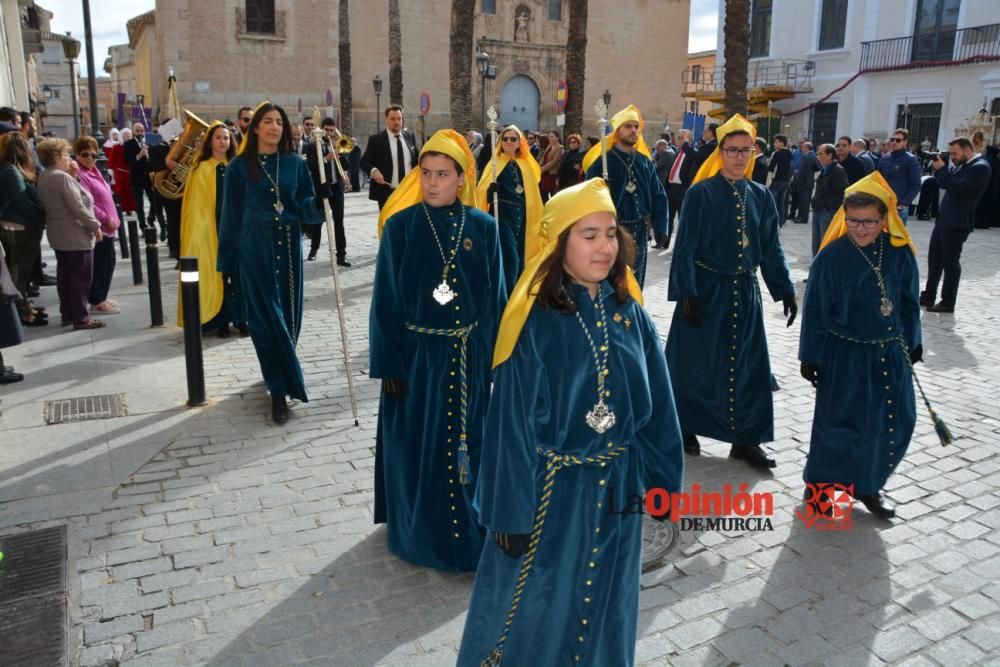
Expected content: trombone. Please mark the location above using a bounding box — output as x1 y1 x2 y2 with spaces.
326 126 354 192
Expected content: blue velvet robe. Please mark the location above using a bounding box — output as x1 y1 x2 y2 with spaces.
494 161 527 295
218 152 320 401
585 146 669 288
458 282 684 666
370 200 506 572
665 174 794 445
799 234 921 494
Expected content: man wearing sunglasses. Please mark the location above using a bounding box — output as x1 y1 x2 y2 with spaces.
876 128 922 224
233 106 252 146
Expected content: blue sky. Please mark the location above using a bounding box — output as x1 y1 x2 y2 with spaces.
41 0 718 77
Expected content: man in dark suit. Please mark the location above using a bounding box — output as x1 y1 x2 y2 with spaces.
921 137 992 313
768 134 793 223
751 137 769 185
687 123 719 175
652 139 676 248
123 121 165 237
361 104 418 210
665 129 696 249
304 117 351 266
791 141 820 224
836 135 866 185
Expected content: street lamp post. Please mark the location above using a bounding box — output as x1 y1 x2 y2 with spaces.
373 75 383 134
477 50 489 131
62 32 81 138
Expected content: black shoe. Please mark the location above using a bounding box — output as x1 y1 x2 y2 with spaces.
217 326 230 338
856 493 895 519
337 258 352 267
729 444 776 469
683 433 700 456
307 251 317 261
237 323 250 337
271 396 288 424
159 229 168 242
928 301 954 313
37 274 56 287
919 292 935 307
27 287 40 298
40 261 47 268
0 369 24 384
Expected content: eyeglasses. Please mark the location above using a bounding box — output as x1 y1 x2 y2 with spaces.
891 137 905 143
501 137 520 143
722 147 753 157
240 117 252 123
844 217 882 229
77 151 97 159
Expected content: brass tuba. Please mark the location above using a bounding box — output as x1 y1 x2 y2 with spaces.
154 109 211 200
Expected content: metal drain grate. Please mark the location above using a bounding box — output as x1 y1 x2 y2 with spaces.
0 526 68 666
44 393 127 425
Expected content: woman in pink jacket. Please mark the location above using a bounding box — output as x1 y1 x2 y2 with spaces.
74 136 121 315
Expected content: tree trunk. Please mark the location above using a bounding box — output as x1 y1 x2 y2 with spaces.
338 0 353 136
449 0 475 132
388 0 403 105
564 0 589 138
723 0 750 117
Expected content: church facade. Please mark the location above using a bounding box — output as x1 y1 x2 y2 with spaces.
137 0 690 142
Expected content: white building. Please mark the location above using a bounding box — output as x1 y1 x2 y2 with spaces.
708 0 1000 148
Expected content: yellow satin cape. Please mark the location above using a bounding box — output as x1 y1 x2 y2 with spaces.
691 113 758 185
819 171 917 255
492 178 643 368
377 129 478 238
475 125 544 262
178 140 227 326
581 104 653 174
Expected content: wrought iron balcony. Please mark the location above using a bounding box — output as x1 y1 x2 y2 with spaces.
860 23 1000 72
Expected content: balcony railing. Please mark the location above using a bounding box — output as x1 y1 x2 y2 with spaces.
859 23 1000 71
683 59 816 95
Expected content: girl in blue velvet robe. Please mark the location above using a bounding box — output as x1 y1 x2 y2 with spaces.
371 131 506 572
800 177 921 517
459 178 684 667
218 103 320 422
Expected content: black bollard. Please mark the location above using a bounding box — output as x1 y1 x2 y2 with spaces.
144 228 164 327
116 206 129 259
179 257 206 407
128 217 143 284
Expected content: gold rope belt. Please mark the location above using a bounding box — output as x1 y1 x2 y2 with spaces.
482 444 628 667
405 321 478 484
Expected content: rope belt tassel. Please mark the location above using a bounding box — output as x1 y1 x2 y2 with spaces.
405 321 478 484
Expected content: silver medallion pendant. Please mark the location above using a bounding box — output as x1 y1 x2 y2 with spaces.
585 399 616 434
432 280 456 305
880 297 894 317
625 181 637 193
274 201 284 214
515 185 524 194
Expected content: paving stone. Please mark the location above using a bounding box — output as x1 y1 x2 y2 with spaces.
910 606 970 641
870 625 930 663
83 614 144 643
135 620 198 653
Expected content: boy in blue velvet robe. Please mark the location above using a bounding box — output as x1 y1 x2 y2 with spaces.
799 172 922 519
665 114 797 470
583 105 668 289
458 178 683 667
370 130 506 572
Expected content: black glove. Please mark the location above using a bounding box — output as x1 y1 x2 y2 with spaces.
783 293 798 327
909 344 923 364
800 362 820 388
382 378 409 399
494 532 532 558
681 295 702 327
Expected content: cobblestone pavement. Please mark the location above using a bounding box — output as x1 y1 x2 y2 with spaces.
1 193 999 667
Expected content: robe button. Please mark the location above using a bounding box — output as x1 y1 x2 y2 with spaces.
584 597 591 604
454 533 460 539
581 619 589 625
452 519 458 525
585 580 592 586
598 480 606 486
589 561 596 568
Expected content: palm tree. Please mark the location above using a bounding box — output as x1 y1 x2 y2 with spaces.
388 0 403 105
338 0 353 136
723 0 749 116
449 0 475 132
564 0 589 137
